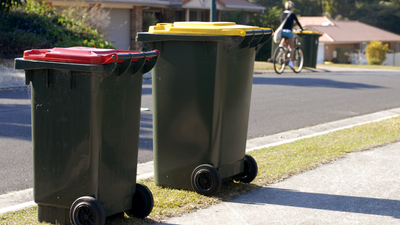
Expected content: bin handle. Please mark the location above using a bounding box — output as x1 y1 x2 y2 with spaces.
234 29 273 50
244 29 272 36
115 50 160 76
117 50 159 60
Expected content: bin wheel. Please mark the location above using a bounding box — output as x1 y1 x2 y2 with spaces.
125 183 154 219
70 196 105 225
238 154 258 183
191 164 222 196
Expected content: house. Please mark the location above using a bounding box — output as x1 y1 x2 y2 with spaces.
298 16 400 64
45 0 265 50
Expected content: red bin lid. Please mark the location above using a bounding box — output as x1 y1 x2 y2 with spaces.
23 47 143 64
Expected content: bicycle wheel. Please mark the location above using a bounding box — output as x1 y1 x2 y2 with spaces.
292 46 304 73
273 47 286 74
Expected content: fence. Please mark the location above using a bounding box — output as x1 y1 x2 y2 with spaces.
383 53 400 66
349 52 400 66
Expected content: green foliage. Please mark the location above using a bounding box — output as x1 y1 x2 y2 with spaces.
248 5 281 61
0 0 114 58
1 0 22 14
350 3 400 35
365 40 388 65
292 0 324 16
249 5 281 29
57 3 111 38
143 12 158 32
222 10 247 24
323 0 356 19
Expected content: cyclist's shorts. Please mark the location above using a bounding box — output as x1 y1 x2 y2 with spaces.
282 30 294 39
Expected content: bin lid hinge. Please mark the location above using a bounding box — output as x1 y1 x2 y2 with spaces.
142 56 158 74
104 62 118 77
118 58 133 76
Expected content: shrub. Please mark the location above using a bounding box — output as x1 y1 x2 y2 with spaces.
0 0 114 58
365 40 388 65
0 0 23 14
56 2 111 40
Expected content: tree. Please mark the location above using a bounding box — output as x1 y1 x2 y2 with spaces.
365 40 388 65
222 10 247 24
351 3 400 35
295 0 324 16
322 0 356 19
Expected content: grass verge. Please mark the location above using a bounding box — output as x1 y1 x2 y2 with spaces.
254 61 274 70
253 61 400 71
1 116 400 224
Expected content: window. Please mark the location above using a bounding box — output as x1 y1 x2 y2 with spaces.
175 11 183 21
189 11 206 21
361 42 367 53
190 11 197 21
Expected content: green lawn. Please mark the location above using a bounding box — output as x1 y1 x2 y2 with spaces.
1 116 399 224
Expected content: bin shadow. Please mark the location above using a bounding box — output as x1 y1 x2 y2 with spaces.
138 111 153 151
142 79 152 95
234 187 400 218
142 87 152 95
0 104 31 141
253 77 385 89
0 87 31 100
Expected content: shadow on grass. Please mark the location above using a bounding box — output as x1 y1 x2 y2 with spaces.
104 181 261 224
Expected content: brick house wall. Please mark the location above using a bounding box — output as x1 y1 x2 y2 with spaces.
131 6 143 51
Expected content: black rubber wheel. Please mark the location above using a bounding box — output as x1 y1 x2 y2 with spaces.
273 46 286 74
239 155 258 183
125 183 154 219
191 164 222 196
70 196 105 225
292 46 304 73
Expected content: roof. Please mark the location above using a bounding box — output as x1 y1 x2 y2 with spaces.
298 16 400 43
179 0 264 12
49 0 264 12
50 0 172 7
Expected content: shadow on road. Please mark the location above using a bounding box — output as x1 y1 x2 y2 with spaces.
253 77 385 89
0 104 31 141
0 87 30 100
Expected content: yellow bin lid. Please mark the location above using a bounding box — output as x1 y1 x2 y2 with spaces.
294 30 321 35
149 22 270 37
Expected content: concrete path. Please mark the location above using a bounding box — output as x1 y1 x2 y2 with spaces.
161 142 400 224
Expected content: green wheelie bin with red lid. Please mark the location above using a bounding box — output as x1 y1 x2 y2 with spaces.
14 47 159 225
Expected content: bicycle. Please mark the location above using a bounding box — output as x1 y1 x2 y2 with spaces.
273 40 304 74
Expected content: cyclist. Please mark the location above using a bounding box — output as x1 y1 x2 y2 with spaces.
279 1 303 70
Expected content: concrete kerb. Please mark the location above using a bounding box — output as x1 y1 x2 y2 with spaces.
0 72 152 91
253 65 400 74
1 107 400 216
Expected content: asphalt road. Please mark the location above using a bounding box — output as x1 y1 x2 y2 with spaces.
1 71 400 194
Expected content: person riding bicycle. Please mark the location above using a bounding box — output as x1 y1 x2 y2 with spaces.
280 1 303 70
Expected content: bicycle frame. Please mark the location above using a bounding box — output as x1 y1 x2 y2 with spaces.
273 41 304 74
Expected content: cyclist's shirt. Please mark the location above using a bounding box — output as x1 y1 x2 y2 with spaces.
280 11 303 31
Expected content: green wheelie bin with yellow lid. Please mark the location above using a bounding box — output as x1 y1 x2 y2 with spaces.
137 22 272 196
294 30 322 68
